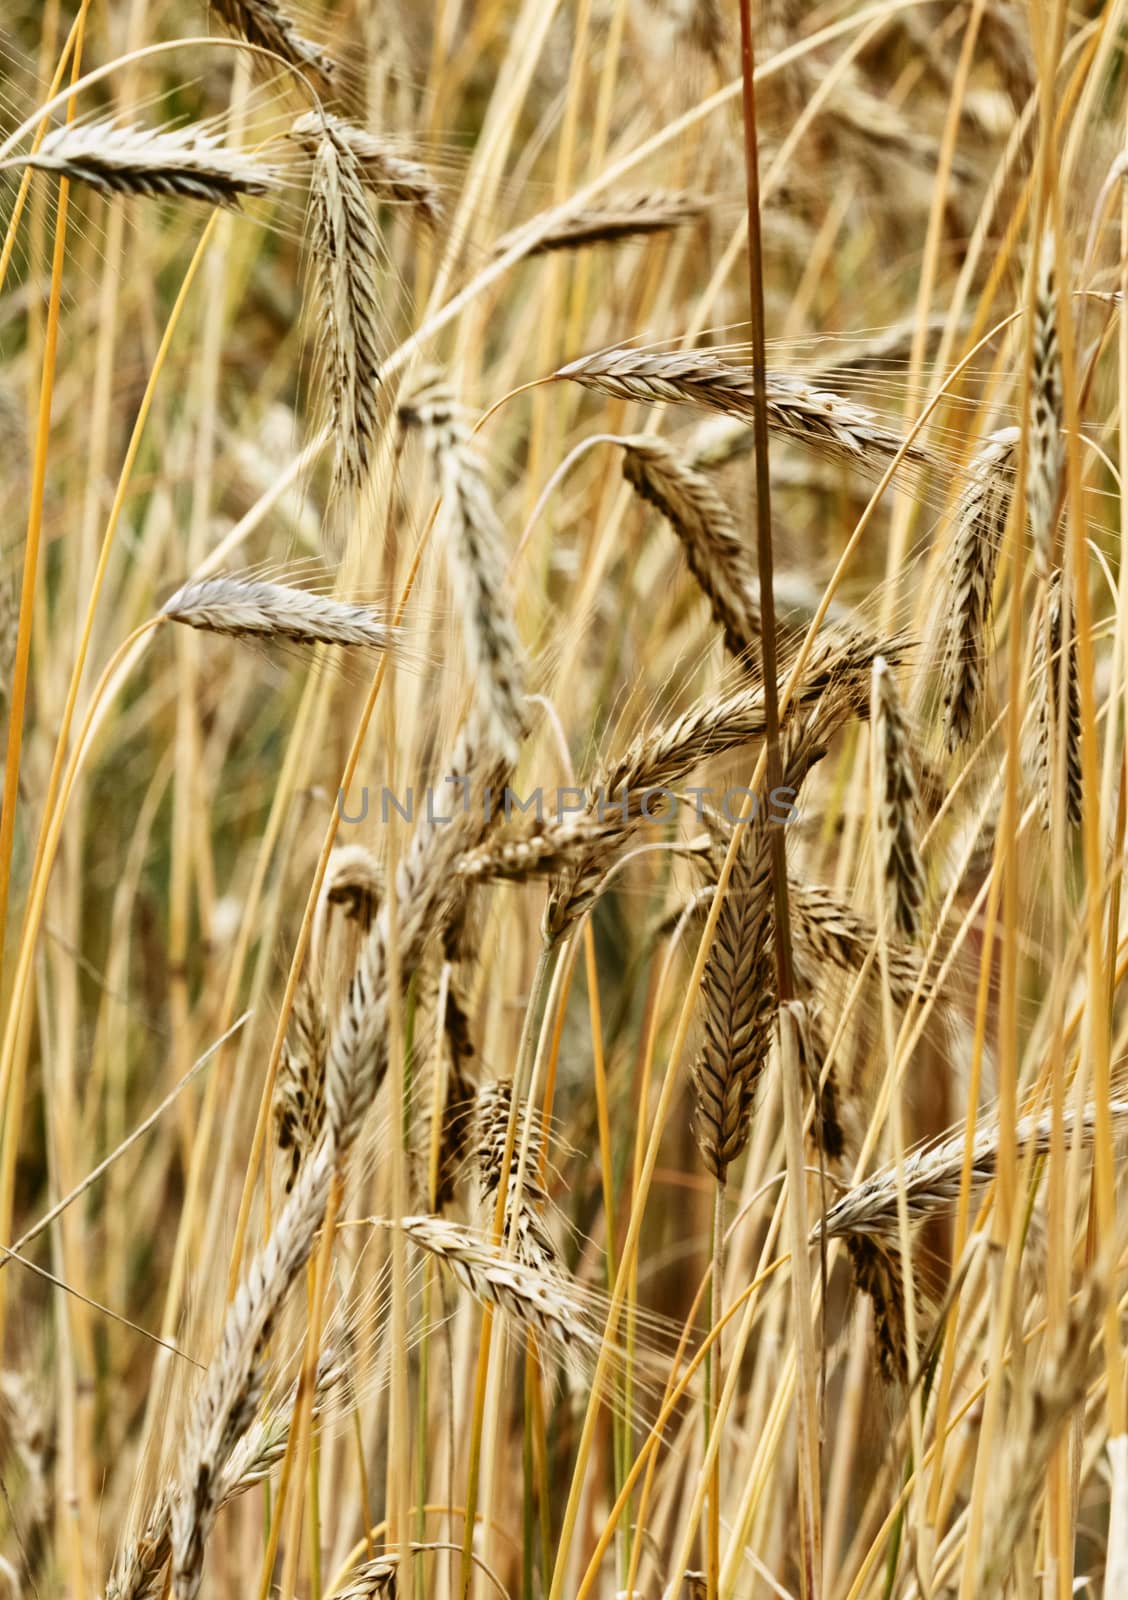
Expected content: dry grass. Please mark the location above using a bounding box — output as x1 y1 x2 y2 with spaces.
2 4 1128 1600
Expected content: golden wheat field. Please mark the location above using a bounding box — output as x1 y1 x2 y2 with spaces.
3 0 1128 1596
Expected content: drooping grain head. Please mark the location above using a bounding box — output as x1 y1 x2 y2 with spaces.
557 348 937 482
620 433 761 658
790 880 923 1007
691 828 775 1184
1028 231 1064 578
209 0 336 91
24 120 279 206
871 656 925 941
1032 568 1081 832
323 844 385 932
400 373 528 765
307 120 384 557
161 576 398 651
496 190 708 257
337 1556 398 1599
820 1102 1128 1247
272 963 327 1191
400 1216 596 1357
845 1235 910 1386
469 1081 558 1268
290 113 442 229
431 991 478 1211
938 428 1017 751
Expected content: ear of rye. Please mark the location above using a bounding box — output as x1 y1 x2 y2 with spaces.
620 434 761 657
938 427 1016 751
406 381 527 765
162 575 398 651
291 112 441 228
871 656 925 942
309 124 383 558
24 120 277 206
1028 231 1064 577
210 0 336 89
1033 567 1082 831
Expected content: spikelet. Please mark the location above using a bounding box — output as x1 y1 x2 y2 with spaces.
400 1216 599 1357
691 705 842 1181
620 434 761 656
400 376 527 765
1032 568 1082 831
938 427 1017 751
209 0 335 90
789 624 912 715
845 1235 912 1385
496 190 708 257
323 844 384 930
790 881 923 1006
105 1494 174 1600
691 820 775 1183
337 1557 398 1599
682 412 898 487
224 1350 344 1491
432 987 477 1211
272 962 326 1190
471 1081 558 1270
537 672 785 934
290 113 441 228
21 119 276 206
871 657 925 941
308 119 383 552
1028 231 1064 578
162 575 398 651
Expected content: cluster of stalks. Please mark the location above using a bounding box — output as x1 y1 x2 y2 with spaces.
3 3 1128 1599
